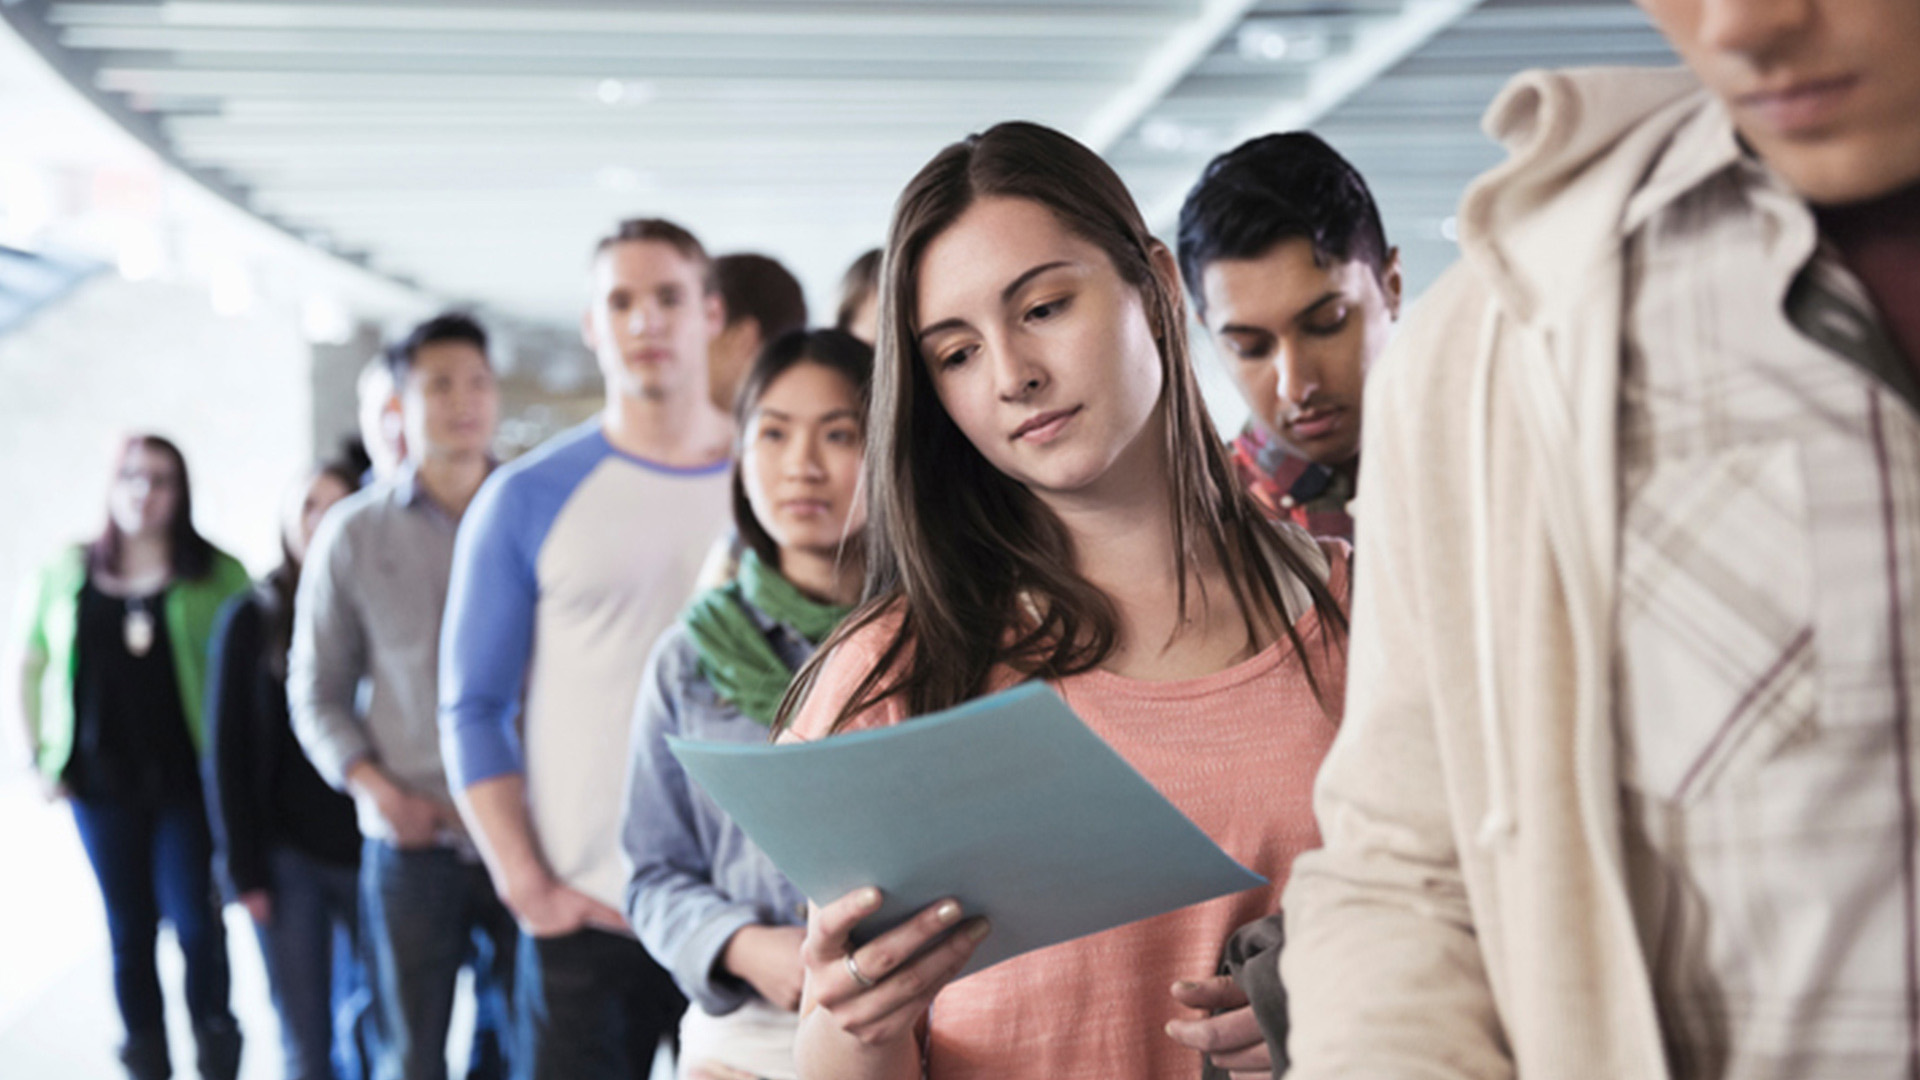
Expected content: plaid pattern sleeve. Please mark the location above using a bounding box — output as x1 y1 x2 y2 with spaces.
1613 141 1920 1080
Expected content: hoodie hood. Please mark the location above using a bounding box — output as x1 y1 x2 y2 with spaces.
1457 66 1711 326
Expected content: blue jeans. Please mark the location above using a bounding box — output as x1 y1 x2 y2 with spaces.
255 845 374 1080
515 929 685 1080
70 794 235 1039
360 841 518 1080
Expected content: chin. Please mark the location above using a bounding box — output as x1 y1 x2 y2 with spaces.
781 526 847 552
1755 132 1920 205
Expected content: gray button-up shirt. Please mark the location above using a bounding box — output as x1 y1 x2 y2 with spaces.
290 466 474 848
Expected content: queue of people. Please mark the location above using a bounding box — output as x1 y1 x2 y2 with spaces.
10 1 1920 1077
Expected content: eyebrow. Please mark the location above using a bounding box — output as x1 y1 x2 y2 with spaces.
756 407 862 423
1216 290 1344 338
914 259 1075 347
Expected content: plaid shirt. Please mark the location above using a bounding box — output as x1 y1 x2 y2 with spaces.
1230 425 1356 543
1614 102 1920 1079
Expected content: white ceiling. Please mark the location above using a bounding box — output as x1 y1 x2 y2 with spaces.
1 0 1677 325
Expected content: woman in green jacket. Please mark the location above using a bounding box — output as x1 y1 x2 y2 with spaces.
15 433 251 1080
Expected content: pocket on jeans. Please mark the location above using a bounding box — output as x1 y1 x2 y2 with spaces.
1615 440 1818 807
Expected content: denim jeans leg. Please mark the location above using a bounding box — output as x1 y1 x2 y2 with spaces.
261 846 344 1080
150 797 234 1031
361 841 468 1080
515 929 685 1080
321 858 374 1080
70 797 166 1038
460 861 517 1080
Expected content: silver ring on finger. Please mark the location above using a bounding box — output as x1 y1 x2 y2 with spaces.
845 951 877 989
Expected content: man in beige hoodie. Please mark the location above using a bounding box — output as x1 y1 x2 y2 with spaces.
1281 1 1920 1077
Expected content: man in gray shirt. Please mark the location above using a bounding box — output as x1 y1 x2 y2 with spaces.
291 312 516 1080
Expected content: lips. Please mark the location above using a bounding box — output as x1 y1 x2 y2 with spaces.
1011 406 1081 444
1736 74 1858 136
779 499 832 518
1286 407 1343 442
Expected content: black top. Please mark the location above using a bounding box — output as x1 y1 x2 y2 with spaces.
203 577 362 896
66 578 201 806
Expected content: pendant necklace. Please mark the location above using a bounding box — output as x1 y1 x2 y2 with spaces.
124 595 155 658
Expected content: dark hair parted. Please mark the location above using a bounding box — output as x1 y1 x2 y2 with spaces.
592 217 713 290
714 253 809 341
730 328 875 572
90 433 217 581
1177 131 1390 317
385 311 491 383
834 248 882 333
777 121 1346 736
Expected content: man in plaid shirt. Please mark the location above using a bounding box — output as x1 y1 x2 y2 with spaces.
1279 0 1920 1077
1176 131 1403 545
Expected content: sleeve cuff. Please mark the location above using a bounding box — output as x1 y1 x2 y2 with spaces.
444 709 525 789
306 724 374 793
680 906 766 1016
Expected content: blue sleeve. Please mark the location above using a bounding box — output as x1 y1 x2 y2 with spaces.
622 627 763 1015
439 467 542 789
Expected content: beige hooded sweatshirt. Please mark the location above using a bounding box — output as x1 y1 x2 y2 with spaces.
1279 66 1721 1080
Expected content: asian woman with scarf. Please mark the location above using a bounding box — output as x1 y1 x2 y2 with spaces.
622 328 873 1080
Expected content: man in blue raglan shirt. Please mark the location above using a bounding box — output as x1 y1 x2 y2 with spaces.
439 218 735 1078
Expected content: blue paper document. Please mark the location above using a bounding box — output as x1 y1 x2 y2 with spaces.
666 682 1266 977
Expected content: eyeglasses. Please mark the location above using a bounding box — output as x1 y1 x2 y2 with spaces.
115 469 179 490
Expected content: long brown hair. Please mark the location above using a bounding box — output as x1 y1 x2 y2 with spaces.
776 121 1345 735
88 433 216 581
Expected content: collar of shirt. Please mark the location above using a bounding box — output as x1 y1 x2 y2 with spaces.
392 459 496 527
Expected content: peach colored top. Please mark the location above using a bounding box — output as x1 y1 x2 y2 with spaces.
789 541 1349 1080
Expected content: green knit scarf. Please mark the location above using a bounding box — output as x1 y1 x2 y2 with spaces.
683 548 853 727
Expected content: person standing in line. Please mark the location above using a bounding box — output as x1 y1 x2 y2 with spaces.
1280 1 1920 1077
441 218 733 1079
1174 131 1402 544
357 355 407 485
624 328 873 1080
1156 129 1405 1078
14 433 251 1080
205 461 368 1080
833 248 882 346
291 313 517 1080
776 121 1350 1080
707 252 810 413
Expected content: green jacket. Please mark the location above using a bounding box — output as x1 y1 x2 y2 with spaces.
19 544 251 779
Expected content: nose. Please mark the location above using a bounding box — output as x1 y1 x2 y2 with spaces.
1698 0 1810 58
785 430 827 480
626 299 662 336
992 337 1049 403
1274 341 1320 410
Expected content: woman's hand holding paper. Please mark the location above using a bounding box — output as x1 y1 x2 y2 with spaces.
797 886 990 1066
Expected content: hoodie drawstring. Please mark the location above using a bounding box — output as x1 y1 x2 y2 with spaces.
1471 303 1518 849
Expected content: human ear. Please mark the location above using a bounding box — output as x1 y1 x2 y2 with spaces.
1380 247 1405 320
579 307 599 352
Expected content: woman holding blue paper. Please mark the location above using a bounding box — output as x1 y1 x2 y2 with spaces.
776 121 1352 1080
623 328 873 1080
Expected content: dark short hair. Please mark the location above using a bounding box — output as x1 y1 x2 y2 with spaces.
714 253 808 340
591 217 713 290
1177 132 1390 316
731 328 874 571
385 311 490 383
834 248 882 333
